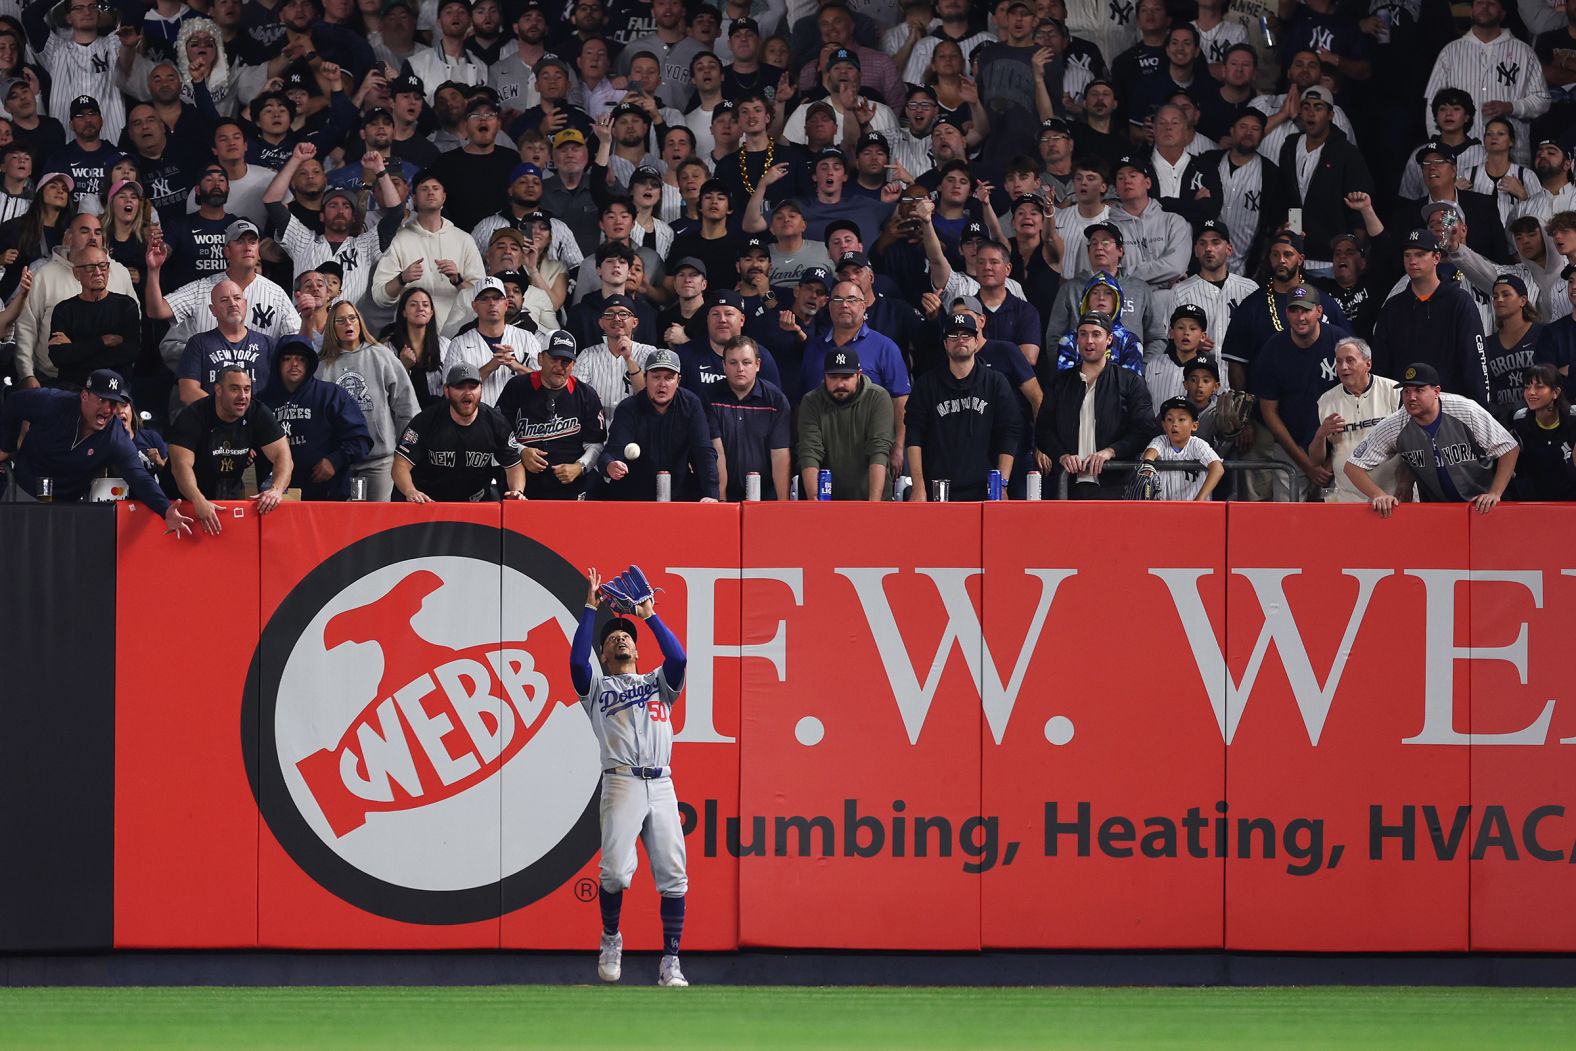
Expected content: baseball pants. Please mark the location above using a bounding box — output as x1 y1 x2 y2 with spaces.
599 771 688 896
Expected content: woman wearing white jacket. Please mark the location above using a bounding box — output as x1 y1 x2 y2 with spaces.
370 172 484 338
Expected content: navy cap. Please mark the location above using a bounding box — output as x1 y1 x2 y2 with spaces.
601 293 637 313
708 289 746 313
1398 362 1443 387
1271 230 1306 254
1493 272 1529 297
1084 221 1123 246
610 101 651 124
824 347 861 374
1115 153 1152 179
815 147 848 168
836 250 871 270
856 131 889 154
70 94 99 118
1183 353 1220 379
1170 303 1208 328
545 329 578 360
1011 192 1049 213
1039 117 1072 137
800 266 831 288
393 73 425 96
1159 395 1198 420
1415 139 1457 166
630 164 663 185
85 369 129 403
740 234 772 255
728 15 759 35
699 177 732 201
961 220 988 243
508 161 543 184
943 312 978 335
826 46 860 69
710 99 737 122
1197 218 1230 241
1405 227 1443 252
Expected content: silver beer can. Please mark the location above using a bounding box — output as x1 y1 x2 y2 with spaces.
745 472 761 501
930 478 950 502
1024 471 1042 501
656 471 672 502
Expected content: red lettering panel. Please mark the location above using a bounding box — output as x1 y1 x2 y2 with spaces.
982 502 1226 948
1468 506 1576 951
498 503 740 951
738 504 982 949
1224 504 1470 950
115 501 259 947
255 503 503 948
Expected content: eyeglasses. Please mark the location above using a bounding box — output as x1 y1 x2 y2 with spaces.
829 295 862 305
602 310 636 320
333 315 359 327
72 261 110 272
905 101 937 111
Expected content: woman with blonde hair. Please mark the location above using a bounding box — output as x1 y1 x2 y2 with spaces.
315 299 420 500
103 176 154 299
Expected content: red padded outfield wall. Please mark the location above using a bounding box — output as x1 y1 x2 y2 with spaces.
108 501 1576 952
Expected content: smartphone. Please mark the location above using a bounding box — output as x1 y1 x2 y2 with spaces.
1287 207 1303 235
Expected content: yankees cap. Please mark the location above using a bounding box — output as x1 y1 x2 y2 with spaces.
961 220 989 243
1012 192 1049 214
495 268 529 289
1159 395 1198 420
943 312 978 335
630 165 663 185
815 147 848 168
1183 353 1220 379
740 235 772 255
445 361 483 386
610 101 651 124
826 47 860 68
728 15 759 35
1170 303 1208 328
646 349 682 374
856 130 889 154
601 293 637 312
392 73 425 97
545 329 578 360
1197 218 1230 242
799 266 832 288
824 348 861 374
710 100 737 122
225 219 261 243
70 94 99 118
1084 221 1123 246
1115 154 1153 179
471 276 507 301
85 369 129 403
836 250 872 270
1415 139 1456 166
1405 227 1444 252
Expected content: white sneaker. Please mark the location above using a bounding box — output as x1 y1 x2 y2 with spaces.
658 954 689 987
597 931 622 983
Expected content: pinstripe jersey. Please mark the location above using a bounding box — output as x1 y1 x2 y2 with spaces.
575 340 656 420
1423 29 1548 163
1143 434 1220 500
0 188 27 224
1348 393 1517 500
1171 272 1256 373
160 274 300 357
1210 153 1267 275
39 33 125 144
901 30 998 86
278 217 386 310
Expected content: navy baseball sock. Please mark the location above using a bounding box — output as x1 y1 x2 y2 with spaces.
659 895 685 956
599 887 622 936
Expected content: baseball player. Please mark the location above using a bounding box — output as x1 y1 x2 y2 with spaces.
570 567 691 988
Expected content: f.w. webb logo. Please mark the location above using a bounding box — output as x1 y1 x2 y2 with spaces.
242 523 602 924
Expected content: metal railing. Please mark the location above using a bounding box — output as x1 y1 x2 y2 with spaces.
1053 459 1299 501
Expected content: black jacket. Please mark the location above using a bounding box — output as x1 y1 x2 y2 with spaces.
596 387 719 501
1276 130 1375 262
1036 362 1159 491
904 359 1022 500
1155 151 1223 232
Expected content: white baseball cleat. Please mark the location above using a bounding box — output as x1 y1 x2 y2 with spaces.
598 932 623 983
658 954 689 987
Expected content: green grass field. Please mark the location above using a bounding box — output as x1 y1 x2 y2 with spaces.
3 986 1574 1050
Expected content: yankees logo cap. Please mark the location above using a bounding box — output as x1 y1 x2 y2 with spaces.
836 250 872 271
610 101 650 124
70 94 100 118
943 312 978 335
545 329 578 360
728 16 759 35
856 131 889 154
710 100 737 122
961 220 989 243
827 47 860 69
471 276 507 301
1159 395 1198 419
1084 221 1123 246
630 165 663 185
1405 227 1444 252
1397 363 1442 388
225 219 261 243
1169 303 1208 328
1415 139 1457 166
1183 353 1220 379
392 73 425 97
85 370 129 403
444 362 483 386
824 348 861 374
1197 218 1230 242
799 266 832 288
646 349 682 374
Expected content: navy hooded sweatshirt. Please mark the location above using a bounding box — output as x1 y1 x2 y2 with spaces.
260 336 373 501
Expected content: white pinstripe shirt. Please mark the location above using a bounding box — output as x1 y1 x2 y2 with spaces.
1212 152 1268 275
1143 435 1220 500
1171 273 1257 372
575 341 656 421
1423 29 1549 164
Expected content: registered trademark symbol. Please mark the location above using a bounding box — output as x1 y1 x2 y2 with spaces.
574 878 597 902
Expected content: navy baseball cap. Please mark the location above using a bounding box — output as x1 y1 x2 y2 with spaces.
1494 273 1529 297
508 161 544 183
1170 303 1208 327
1405 228 1444 252
740 235 772 256
815 147 848 168
710 99 737 122
1197 218 1230 242
728 15 759 35
699 177 732 200
708 289 745 313
1183 353 1220 379
824 347 861 374
610 101 651 124
1415 140 1457 166
392 73 425 97
1398 362 1442 387
943 312 978 335
1084 221 1123 245
85 369 129 403
70 94 99 118
601 293 637 313
856 131 889 154
545 329 578 360
800 266 832 289
1115 154 1152 179
836 250 871 270
961 220 989 243
1159 395 1198 419
1272 231 1306 254
826 46 860 69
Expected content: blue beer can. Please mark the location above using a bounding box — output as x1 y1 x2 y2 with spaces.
817 468 832 501
988 469 1003 501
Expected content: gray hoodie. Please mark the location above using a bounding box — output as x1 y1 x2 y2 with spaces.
314 341 420 461
1045 267 1169 363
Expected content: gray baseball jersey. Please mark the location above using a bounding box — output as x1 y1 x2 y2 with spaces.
578 664 681 772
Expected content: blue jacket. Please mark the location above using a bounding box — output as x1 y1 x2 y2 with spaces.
597 387 719 501
1054 272 1145 376
260 338 373 501
0 388 169 513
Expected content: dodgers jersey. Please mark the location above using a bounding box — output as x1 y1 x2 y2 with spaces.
577 664 681 772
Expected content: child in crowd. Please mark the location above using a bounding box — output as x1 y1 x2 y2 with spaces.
1142 396 1225 501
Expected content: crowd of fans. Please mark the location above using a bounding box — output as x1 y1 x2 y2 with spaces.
0 0 1575 528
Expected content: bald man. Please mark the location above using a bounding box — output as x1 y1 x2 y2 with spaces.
175 279 279 404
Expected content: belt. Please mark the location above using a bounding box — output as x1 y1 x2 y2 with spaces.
608 765 669 779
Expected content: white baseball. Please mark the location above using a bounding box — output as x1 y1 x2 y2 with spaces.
624 442 641 460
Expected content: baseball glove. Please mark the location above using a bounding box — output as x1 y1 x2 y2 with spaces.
1125 462 1163 501
598 564 657 613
